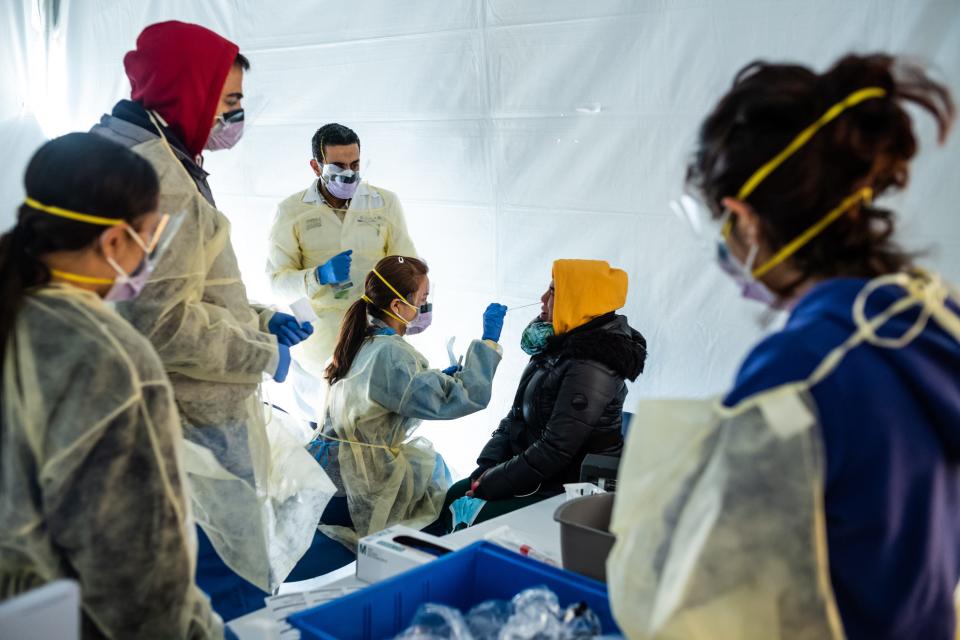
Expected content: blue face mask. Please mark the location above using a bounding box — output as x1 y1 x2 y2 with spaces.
520 320 555 356
450 496 487 531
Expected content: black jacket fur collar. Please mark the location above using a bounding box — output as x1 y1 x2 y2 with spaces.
543 313 647 381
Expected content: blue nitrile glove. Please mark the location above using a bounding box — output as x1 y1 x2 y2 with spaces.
273 344 291 382
441 365 462 376
316 249 353 285
268 312 314 347
481 303 508 342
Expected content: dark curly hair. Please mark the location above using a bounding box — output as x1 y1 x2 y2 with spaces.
686 53 954 292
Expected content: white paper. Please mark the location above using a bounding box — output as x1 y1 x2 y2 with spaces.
290 298 320 325
263 586 362 640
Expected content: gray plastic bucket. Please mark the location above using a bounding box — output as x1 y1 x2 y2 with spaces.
553 492 616 582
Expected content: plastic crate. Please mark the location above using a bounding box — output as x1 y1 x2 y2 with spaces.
289 541 620 640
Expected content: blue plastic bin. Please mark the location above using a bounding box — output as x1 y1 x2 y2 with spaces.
288 541 620 639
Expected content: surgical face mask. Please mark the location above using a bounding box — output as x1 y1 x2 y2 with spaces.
521 320 555 356
406 303 433 335
321 163 361 200
449 496 487 530
104 255 150 302
104 213 184 302
674 187 873 309
715 229 779 307
205 109 244 151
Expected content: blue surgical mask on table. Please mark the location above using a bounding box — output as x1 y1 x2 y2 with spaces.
450 496 487 530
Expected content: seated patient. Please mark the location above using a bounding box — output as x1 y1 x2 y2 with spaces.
441 259 647 530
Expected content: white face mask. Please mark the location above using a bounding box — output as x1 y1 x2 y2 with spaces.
205 109 244 151
320 163 361 200
715 229 779 307
672 195 780 307
103 253 150 302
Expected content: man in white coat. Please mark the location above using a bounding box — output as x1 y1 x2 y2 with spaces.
267 123 417 419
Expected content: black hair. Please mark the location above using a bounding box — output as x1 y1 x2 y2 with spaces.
687 54 954 292
234 53 250 70
0 132 160 363
312 123 360 161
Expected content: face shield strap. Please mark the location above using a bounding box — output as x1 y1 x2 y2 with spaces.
24 196 125 227
737 87 887 202
719 87 887 280
750 186 874 279
362 294 411 327
24 196 176 286
49 269 114 285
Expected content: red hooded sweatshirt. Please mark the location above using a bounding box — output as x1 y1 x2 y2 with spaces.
123 21 239 158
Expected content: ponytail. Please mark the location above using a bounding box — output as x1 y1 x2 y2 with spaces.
325 299 371 385
0 221 52 364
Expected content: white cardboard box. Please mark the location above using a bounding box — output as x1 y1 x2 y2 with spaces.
356 525 452 584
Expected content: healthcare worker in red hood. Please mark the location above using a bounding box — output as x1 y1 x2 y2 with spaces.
92 21 336 621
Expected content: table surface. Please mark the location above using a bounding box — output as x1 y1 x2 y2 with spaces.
228 494 566 639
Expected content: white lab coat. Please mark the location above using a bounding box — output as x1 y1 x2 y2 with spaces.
266 180 417 415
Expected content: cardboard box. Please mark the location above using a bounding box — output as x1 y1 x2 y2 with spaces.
356 525 452 584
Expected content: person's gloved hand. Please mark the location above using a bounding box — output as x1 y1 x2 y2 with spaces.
273 344 291 382
268 312 314 347
316 249 353 285
441 365 462 376
481 303 508 342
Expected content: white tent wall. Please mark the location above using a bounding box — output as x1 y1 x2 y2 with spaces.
2 0 958 476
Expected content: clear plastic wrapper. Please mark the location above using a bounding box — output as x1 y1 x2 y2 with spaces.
394 587 604 640
562 602 603 638
466 600 512 640
396 603 472 640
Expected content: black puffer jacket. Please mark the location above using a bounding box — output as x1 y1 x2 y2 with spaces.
473 313 647 500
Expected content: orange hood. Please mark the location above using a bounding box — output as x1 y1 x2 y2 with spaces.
551 259 628 335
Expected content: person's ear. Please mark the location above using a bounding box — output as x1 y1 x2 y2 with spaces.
310 159 322 177
721 197 761 245
97 226 126 261
389 298 403 318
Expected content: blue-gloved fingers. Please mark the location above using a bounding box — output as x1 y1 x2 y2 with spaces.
288 323 310 342
273 344 291 382
301 321 314 335
280 326 301 346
